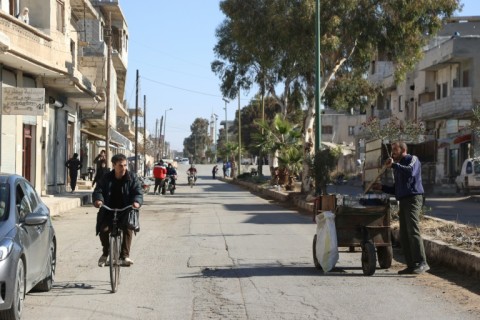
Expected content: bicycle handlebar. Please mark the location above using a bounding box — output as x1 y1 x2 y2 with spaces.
100 204 134 212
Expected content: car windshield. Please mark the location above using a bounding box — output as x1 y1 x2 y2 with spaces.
0 183 9 221
474 160 480 174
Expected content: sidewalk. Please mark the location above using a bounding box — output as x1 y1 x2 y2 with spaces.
41 190 92 217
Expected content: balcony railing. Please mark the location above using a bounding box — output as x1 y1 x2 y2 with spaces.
420 87 473 121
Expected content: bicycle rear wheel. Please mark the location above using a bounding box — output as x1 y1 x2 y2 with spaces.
109 232 122 293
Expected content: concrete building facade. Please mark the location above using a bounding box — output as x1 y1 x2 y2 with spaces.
0 0 140 195
367 16 480 189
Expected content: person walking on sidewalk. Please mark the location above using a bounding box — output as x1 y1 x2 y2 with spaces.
93 153 143 267
212 165 218 179
66 153 82 193
373 141 429 275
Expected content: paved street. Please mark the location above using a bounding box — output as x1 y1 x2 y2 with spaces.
23 165 479 319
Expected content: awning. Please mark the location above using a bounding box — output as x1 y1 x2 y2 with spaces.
80 128 105 141
80 128 126 147
453 134 471 144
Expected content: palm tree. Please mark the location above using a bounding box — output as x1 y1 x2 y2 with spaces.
254 114 303 189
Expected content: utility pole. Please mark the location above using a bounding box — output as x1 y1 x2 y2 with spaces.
223 98 229 144
134 69 139 173
159 116 164 159
315 0 322 194
105 13 112 168
143 95 146 176
155 119 159 161
238 92 241 176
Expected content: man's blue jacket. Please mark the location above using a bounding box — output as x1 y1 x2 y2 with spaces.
382 154 424 200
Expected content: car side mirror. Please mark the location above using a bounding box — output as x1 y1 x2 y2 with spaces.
24 212 48 226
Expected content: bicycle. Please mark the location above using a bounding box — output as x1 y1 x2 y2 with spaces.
100 204 133 293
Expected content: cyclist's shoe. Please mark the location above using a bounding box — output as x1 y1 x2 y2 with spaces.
98 255 108 267
121 257 134 266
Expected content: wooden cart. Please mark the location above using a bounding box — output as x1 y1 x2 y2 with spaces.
312 195 392 276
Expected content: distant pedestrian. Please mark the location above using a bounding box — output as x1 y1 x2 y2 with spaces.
373 141 429 275
94 150 106 172
66 153 82 193
225 161 231 178
222 163 226 178
212 165 218 179
92 161 109 188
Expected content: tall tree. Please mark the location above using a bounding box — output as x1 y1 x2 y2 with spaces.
212 0 460 193
183 118 210 163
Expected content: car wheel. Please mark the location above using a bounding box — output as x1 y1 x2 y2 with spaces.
2 259 26 319
34 240 56 292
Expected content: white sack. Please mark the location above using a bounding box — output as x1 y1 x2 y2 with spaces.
315 211 339 272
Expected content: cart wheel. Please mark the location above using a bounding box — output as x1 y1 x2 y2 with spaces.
361 242 376 276
312 235 322 270
377 246 393 269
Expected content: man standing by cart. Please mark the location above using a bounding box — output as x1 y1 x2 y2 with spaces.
373 141 429 275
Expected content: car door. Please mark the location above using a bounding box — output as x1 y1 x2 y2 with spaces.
16 181 48 283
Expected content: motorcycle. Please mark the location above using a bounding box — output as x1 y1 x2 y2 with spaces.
187 173 195 188
139 176 154 194
163 175 176 195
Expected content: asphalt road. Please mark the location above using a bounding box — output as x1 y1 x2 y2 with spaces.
22 164 479 319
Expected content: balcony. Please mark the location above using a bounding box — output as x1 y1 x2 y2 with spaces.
420 87 474 121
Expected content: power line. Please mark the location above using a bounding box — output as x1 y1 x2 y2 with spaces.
141 76 221 98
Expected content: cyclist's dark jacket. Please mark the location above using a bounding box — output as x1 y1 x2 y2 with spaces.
93 170 143 234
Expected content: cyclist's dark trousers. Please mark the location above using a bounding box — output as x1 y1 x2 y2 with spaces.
153 178 165 193
99 223 133 259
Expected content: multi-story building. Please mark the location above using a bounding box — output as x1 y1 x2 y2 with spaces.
321 109 366 174
368 16 480 188
0 0 137 194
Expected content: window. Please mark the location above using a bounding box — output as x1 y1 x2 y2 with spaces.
466 161 473 174
348 126 355 136
0 183 9 221
321 126 333 134
56 0 65 33
23 182 38 212
398 95 403 112
442 82 448 98
436 84 441 100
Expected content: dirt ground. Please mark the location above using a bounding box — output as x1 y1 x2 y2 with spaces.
391 217 480 253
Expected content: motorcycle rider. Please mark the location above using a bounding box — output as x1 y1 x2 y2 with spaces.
166 163 177 189
153 160 167 195
186 164 197 184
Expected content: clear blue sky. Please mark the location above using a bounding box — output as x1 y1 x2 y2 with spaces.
122 0 480 151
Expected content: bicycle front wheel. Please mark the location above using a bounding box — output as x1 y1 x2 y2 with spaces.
109 233 122 293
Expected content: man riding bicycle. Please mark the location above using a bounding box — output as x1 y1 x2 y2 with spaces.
93 154 143 267
186 164 197 183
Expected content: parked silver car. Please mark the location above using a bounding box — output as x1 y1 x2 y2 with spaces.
0 174 56 320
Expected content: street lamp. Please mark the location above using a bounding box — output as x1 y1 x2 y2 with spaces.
223 98 229 144
163 108 173 159
213 113 218 162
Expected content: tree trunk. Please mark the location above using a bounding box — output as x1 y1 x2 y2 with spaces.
301 97 316 194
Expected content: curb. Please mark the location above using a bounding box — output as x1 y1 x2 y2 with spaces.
225 178 480 279
42 193 91 217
